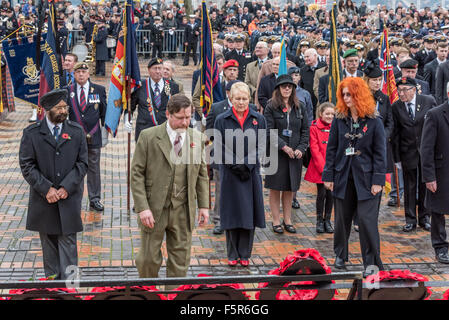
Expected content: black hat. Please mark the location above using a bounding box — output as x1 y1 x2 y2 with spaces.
409 41 420 48
399 59 419 69
225 80 241 91
40 89 68 111
396 77 417 87
423 35 435 42
147 57 163 68
287 66 300 75
275 74 297 89
363 61 382 78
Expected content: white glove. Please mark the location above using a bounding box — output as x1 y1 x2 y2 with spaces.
124 119 133 133
101 126 109 147
201 116 207 127
395 162 402 170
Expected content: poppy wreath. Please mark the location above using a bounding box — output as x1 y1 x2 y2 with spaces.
443 289 449 300
85 286 166 300
169 274 251 300
256 249 336 300
363 270 432 300
8 277 80 300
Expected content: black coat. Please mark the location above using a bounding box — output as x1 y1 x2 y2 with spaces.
421 102 449 213
19 119 88 235
423 59 439 95
225 49 253 81
391 94 436 170
214 108 266 230
322 113 387 201
318 70 364 104
184 22 200 43
94 26 109 61
66 81 107 149
130 78 180 142
435 60 449 105
374 90 394 173
300 61 327 107
263 100 309 191
257 73 276 110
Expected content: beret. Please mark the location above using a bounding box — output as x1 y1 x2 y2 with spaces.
399 59 418 69
343 48 358 58
223 59 239 69
74 62 89 71
40 89 68 111
147 57 163 68
396 77 417 87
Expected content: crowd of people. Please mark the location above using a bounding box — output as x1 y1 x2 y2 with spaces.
12 0 449 281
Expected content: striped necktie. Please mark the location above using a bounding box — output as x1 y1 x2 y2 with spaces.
174 133 182 156
154 83 161 108
80 86 87 112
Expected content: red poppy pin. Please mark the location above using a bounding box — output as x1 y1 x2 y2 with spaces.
148 106 153 112
282 107 288 113
190 142 195 148
253 119 258 125
362 125 368 133
61 133 71 140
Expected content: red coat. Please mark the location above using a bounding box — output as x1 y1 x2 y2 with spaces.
304 118 331 184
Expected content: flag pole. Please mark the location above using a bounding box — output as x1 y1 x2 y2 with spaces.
395 165 400 208
123 4 131 214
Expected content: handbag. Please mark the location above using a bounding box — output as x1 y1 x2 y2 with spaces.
302 146 311 168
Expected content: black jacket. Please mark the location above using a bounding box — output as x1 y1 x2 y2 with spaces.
374 90 395 173
318 70 364 104
423 58 439 95
435 60 449 105
257 73 277 110
19 119 88 235
225 49 253 81
300 61 327 107
94 26 109 61
391 94 436 170
184 22 200 43
66 81 107 149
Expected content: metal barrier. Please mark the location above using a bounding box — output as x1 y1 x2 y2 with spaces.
68 29 190 55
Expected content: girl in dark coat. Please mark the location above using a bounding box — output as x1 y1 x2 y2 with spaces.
322 77 386 276
264 74 309 234
305 102 335 234
214 82 266 267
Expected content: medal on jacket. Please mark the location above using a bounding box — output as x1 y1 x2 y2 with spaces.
146 79 158 126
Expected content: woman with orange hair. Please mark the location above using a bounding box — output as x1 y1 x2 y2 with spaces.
322 77 386 277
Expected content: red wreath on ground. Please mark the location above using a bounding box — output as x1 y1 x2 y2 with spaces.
85 286 166 300
8 277 80 300
168 274 251 300
364 270 432 300
443 289 449 300
256 249 336 300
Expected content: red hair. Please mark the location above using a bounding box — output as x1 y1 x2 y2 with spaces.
336 77 376 118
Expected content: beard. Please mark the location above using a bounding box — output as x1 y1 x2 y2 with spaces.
48 110 68 124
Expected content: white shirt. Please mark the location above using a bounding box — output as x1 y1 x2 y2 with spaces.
46 115 62 137
437 58 447 65
151 78 165 94
77 81 90 104
345 69 358 78
166 121 186 150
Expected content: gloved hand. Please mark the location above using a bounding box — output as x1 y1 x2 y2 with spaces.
201 116 207 127
228 164 251 181
124 119 133 133
395 162 402 170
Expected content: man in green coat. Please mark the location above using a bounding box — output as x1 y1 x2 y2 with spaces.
131 93 209 279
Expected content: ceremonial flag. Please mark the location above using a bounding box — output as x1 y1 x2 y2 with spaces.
379 27 399 104
37 1 61 120
104 0 141 137
278 37 288 76
328 2 342 104
200 0 223 117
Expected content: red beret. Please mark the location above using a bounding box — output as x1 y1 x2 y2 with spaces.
223 59 239 69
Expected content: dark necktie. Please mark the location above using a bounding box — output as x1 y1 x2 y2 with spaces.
53 125 60 141
407 102 415 120
154 83 161 108
80 86 87 112
174 133 182 156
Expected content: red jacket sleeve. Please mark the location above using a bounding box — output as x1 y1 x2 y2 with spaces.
309 125 325 173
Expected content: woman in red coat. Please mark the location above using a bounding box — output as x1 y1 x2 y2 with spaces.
305 102 335 234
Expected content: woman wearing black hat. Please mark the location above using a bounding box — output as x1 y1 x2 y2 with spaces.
264 74 309 234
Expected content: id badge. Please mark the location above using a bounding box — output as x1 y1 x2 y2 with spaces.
345 147 355 156
282 129 292 137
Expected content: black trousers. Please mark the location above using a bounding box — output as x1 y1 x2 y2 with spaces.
152 43 163 58
316 183 333 221
39 233 78 280
87 147 101 202
334 177 384 270
183 41 198 65
225 229 255 260
95 60 105 75
431 212 449 255
403 166 429 225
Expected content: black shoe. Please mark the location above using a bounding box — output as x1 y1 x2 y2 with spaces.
272 223 284 234
419 222 431 232
387 198 397 207
334 257 346 270
402 223 416 232
316 220 325 233
282 221 296 233
436 252 449 264
292 198 300 209
90 200 104 211
324 220 334 233
182 63 188 66
213 225 224 235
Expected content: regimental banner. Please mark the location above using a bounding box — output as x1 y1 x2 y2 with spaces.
2 35 45 106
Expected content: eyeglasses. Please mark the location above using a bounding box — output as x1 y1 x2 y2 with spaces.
280 84 293 89
397 87 415 93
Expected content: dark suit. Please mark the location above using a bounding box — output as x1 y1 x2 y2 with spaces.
225 49 253 81
19 118 88 279
322 114 386 270
300 61 326 111
257 73 276 111
94 26 109 75
423 59 440 95
392 94 436 226
374 90 395 173
67 81 106 203
421 102 449 255
435 60 449 105
130 78 180 142
318 70 364 104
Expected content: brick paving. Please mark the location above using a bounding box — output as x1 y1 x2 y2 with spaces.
0 58 448 299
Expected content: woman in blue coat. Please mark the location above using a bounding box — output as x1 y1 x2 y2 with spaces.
214 82 266 267
322 77 386 276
